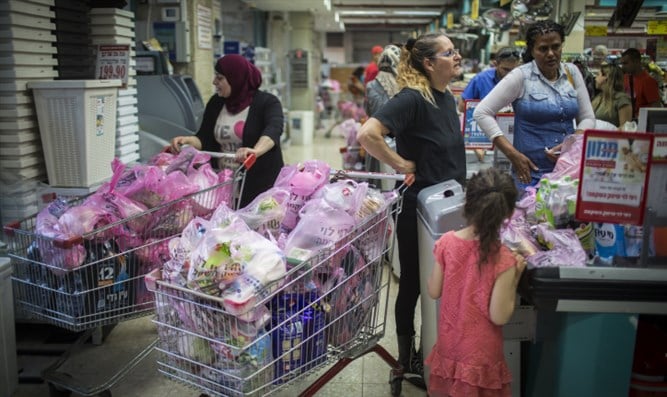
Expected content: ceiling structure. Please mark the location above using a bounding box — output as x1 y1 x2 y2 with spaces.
242 0 459 32
241 0 665 33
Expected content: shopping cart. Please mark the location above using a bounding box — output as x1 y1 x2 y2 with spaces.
3 152 254 397
148 171 410 397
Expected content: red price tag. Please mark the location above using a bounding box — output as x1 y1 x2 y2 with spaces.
96 44 130 87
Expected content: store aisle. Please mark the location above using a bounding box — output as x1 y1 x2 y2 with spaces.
12 128 427 397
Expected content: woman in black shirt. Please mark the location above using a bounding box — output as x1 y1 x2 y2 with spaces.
357 32 466 388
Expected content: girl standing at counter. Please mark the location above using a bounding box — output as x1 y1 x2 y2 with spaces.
425 167 526 397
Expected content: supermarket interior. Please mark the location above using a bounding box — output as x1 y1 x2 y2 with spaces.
1 0 667 396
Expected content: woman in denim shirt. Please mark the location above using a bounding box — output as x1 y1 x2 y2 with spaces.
473 20 595 193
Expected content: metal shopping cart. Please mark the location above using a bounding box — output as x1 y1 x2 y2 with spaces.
148 171 409 397
3 152 254 397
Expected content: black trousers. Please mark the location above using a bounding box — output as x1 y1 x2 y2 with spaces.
395 190 420 337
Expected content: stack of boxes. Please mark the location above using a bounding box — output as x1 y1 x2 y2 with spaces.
0 0 56 225
90 7 140 165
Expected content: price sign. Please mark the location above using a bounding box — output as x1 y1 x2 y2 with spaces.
462 100 493 149
576 130 654 225
585 25 607 37
96 44 130 87
647 20 667 35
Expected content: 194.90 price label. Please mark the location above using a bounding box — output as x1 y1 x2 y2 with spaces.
96 44 130 86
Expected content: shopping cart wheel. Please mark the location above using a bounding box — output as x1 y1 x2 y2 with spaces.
389 368 402 397
47 382 72 397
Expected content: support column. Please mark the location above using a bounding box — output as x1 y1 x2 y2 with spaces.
289 11 316 112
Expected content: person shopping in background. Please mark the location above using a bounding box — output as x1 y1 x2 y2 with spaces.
620 48 663 120
347 65 366 106
457 47 522 113
364 44 401 117
458 47 521 162
591 62 633 129
170 54 284 208
425 167 526 397
473 20 595 193
357 32 466 389
364 45 384 85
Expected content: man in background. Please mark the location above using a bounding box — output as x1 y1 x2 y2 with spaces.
458 47 521 113
458 47 521 160
363 45 383 85
620 48 663 121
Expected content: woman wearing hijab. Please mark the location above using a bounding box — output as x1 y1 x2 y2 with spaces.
171 54 284 208
364 44 401 117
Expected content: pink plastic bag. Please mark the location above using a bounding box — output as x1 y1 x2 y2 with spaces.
283 198 356 269
34 199 87 274
189 163 230 216
542 134 584 181
237 187 290 241
312 179 368 216
280 160 331 233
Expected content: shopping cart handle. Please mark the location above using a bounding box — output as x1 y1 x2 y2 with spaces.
3 222 19 237
53 235 84 249
242 153 256 170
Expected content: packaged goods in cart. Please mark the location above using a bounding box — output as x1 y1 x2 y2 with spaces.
283 198 356 270
327 245 377 347
271 290 327 383
148 168 407 397
237 187 290 241
7 147 251 332
277 160 331 234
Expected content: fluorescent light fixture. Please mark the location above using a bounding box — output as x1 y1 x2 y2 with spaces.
393 10 441 16
335 11 339 22
338 10 387 16
323 0 331 12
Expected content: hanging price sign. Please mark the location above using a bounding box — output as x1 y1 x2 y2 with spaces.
96 44 130 87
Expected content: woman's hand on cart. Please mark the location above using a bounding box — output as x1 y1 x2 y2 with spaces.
170 136 200 153
234 148 257 170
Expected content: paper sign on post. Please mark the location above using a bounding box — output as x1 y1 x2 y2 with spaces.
96 44 130 88
462 100 493 149
575 130 654 225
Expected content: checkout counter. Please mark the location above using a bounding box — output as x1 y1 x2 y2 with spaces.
135 50 205 161
519 251 667 396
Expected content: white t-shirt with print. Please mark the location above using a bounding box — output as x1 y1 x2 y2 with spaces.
214 106 248 170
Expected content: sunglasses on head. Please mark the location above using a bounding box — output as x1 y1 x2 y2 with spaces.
496 49 521 60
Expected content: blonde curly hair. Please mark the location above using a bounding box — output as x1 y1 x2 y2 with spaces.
397 32 446 107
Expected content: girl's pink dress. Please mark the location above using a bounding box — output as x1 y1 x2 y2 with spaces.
424 231 515 397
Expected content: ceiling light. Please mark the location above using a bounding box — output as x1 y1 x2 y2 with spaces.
393 10 441 16
338 10 387 16
335 11 339 23
323 0 331 12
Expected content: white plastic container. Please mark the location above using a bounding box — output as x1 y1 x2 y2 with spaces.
0 257 17 397
289 110 314 145
28 79 122 187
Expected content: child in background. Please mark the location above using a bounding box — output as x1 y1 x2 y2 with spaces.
424 167 527 397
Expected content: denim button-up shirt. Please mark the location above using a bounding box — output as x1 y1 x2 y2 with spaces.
474 61 596 186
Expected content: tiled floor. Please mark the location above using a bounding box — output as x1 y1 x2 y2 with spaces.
11 126 427 397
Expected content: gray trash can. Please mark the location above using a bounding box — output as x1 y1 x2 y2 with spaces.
417 180 466 386
0 257 18 397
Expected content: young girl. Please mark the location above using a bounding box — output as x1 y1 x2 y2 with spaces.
424 168 527 397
